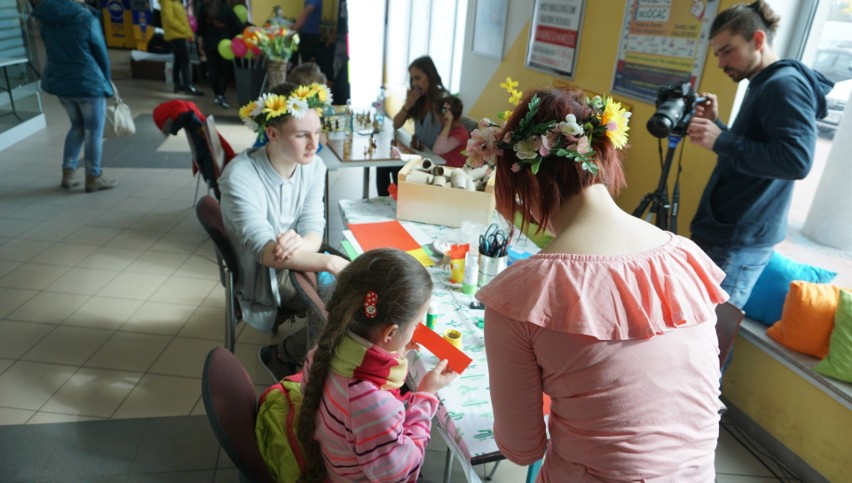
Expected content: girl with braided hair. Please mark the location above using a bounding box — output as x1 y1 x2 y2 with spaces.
297 248 458 482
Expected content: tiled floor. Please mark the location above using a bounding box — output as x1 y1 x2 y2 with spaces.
0 50 803 481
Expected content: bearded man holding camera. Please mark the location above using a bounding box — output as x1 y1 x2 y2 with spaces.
687 0 833 307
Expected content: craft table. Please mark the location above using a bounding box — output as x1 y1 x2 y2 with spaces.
338 197 542 482
319 119 447 243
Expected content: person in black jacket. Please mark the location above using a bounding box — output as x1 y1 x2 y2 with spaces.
687 0 833 307
197 0 242 107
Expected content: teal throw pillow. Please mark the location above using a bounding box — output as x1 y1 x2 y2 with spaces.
743 251 837 325
814 290 852 383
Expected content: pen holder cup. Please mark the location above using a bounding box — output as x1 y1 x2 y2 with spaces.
443 329 463 349
478 254 508 287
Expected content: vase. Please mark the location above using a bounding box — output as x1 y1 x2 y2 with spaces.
266 60 288 89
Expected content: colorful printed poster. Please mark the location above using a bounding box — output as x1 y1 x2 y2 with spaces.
612 0 718 102
525 0 586 78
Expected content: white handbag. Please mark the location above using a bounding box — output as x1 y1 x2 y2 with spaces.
104 81 136 138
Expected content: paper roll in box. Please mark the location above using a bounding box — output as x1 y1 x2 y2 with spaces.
396 158 496 227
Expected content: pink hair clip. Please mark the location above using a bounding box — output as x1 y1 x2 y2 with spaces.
364 291 379 319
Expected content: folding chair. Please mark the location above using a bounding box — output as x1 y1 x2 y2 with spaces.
202 347 276 482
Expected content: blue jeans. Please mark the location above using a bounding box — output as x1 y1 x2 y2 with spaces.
59 96 106 177
692 238 773 308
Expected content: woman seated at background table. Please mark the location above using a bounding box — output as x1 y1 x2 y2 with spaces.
376 55 448 196
431 95 470 168
475 88 728 482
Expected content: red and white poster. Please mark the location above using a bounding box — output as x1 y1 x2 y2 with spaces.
525 0 586 79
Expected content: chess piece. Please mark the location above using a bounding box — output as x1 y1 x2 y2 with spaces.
366 112 372 125
335 119 339 131
372 119 380 133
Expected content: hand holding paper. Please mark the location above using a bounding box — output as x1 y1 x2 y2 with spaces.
412 323 473 374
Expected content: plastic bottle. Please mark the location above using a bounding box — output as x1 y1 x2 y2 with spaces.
344 98 353 137
374 86 386 124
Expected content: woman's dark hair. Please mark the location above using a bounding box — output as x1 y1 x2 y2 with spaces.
710 0 781 43
494 88 627 235
408 56 446 119
438 95 463 120
296 248 433 482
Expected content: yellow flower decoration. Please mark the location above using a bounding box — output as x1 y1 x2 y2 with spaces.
499 109 513 121
238 101 257 121
509 89 523 106
263 94 288 120
309 83 331 103
500 77 518 93
600 97 631 150
293 85 313 100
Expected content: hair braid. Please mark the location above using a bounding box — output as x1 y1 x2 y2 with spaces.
296 301 359 482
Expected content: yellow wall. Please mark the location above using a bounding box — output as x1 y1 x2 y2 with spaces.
722 338 852 482
250 0 301 25
466 0 742 232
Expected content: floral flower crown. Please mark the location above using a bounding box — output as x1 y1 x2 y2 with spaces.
464 77 631 175
238 82 332 140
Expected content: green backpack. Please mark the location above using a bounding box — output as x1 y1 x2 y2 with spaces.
256 374 308 482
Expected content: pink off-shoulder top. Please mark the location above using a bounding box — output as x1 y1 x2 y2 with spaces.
476 234 728 482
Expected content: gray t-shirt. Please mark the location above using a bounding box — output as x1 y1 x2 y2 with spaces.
219 146 326 332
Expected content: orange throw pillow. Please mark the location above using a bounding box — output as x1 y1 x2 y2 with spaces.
767 281 845 359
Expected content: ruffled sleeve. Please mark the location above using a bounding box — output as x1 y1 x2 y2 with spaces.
475 235 728 341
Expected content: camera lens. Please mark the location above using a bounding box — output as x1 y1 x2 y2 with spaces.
647 98 686 138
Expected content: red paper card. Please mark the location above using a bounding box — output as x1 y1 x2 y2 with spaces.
412 323 473 374
348 220 422 252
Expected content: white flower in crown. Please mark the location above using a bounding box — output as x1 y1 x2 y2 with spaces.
287 98 309 119
514 136 541 160
557 114 584 136
242 118 259 131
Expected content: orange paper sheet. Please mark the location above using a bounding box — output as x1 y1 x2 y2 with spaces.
412 323 473 374
348 220 422 252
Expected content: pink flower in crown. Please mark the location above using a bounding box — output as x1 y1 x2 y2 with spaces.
466 149 485 168
511 163 522 173
478 117 494 129
465 136 483 155
502 130 514 144
576 135 591 154
539 131 558 157
483 142 504 164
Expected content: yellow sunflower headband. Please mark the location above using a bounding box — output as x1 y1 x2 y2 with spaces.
465 78 631 175
238 82 332 140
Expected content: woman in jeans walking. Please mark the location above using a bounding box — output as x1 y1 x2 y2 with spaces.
33 0 117 192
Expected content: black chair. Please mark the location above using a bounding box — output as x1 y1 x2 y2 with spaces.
201 347 276 483
196 195 301 351
716 302 745 370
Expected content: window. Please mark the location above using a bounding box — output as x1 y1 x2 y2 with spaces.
385 0 468 103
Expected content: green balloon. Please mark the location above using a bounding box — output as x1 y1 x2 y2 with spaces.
233 4 248 23
218 39 235 60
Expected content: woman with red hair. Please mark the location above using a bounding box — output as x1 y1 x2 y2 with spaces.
475 88 727 481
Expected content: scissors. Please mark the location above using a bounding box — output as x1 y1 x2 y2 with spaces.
479 224 510 257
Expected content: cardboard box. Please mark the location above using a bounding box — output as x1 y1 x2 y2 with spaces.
396 158 496 227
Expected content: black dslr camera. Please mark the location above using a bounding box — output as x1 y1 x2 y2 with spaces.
646 83 706 138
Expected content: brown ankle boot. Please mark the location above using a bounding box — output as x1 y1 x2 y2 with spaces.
85 174 118 192
61 169 81 188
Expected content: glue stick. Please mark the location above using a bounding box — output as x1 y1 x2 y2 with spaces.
426 302 438 330
462 251 478 295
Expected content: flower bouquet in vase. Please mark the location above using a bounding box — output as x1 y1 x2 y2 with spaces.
255 25 300 87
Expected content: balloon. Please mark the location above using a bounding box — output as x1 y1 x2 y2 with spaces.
250 44 261 56
233 4 248 24
217 39 235 60
243 26 258 40
188 16 197 33
230 37 247 58
243 48 254 60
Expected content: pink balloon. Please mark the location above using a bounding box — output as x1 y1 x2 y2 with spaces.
188 16 197 33
230 37 247 58
250 44 261 56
